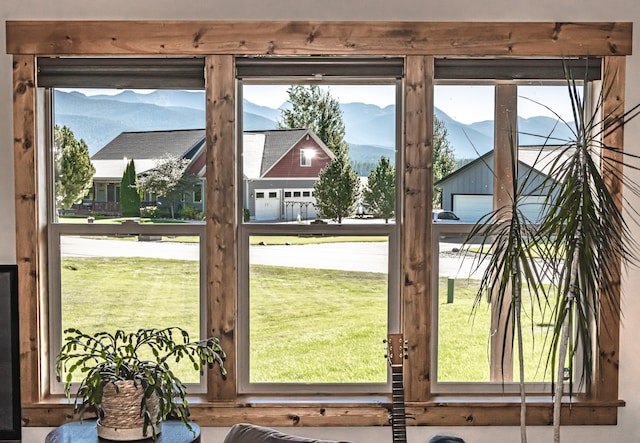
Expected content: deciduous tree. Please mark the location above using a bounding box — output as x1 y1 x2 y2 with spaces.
433 116 457 207
279 85 349 157
137 155 198 219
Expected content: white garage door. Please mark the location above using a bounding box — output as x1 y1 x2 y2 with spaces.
255 190 281 221
453 195 492 223
453 194 547 223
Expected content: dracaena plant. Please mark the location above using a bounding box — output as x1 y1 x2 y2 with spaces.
464 61 640 443
465 133 552 443
535 64 640 443
56 327 226 437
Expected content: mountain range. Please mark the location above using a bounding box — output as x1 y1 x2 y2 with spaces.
53 89 575 163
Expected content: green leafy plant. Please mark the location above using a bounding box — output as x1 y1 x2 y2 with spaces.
56 327 226 437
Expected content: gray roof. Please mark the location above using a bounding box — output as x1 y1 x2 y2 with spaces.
253 129 308 176
435 145 568 187
91 129 205 160
92 128 322 180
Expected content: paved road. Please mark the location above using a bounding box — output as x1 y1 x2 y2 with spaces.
61 236 484 278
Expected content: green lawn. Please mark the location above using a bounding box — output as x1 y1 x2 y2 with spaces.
437 277 555 383
59 256 554 385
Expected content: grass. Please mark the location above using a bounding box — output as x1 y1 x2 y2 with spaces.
249 265 388 383
59 255 554 386
60 257 201 382
437 277 555 383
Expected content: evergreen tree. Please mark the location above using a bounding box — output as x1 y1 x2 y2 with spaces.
120 159 141 217
278 85 349 157
54 125 95 210
363 156 395 222
433 115 457 207
313 153 360 223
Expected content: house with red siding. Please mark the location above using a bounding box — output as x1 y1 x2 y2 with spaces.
90 128 333 220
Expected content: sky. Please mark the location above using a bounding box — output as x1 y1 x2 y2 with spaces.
71 83 578 125
244 84 577 124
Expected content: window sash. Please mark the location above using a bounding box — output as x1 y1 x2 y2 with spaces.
48 221 207 394
236 69 402 394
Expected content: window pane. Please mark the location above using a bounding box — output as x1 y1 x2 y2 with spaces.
59 233 201 383
51 86 207 393
242 84 396 224
53 88 205 222
248 236 389 384
433 85 494 220
435 231 554 384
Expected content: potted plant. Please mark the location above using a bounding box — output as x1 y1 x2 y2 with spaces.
464 62 640 443
56 326 226 440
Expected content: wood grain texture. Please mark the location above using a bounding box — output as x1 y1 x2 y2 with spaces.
13 54 41 405
205 55 237 401
9 17 628 428
402 56 433 402
20 399 622 427
489 84 518 383
597 55 624 402
6 21 632 56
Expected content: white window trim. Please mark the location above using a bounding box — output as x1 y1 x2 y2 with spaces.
48 221 207 395
44 85 209 396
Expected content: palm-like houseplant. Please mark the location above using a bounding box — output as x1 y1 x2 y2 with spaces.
465 136 551 443
463 62 640 443
56 327 226 440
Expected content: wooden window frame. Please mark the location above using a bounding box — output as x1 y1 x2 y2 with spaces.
7 20 629 427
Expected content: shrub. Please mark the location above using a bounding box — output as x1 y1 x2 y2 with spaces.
140 206 159 219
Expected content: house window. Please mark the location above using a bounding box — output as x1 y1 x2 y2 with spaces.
237 57 402 393
40 58 208 394
300 149 313 166
193 187 203 203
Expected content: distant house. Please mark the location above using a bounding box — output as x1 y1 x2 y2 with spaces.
435 145 566 223
90 129 206 215
243 129 334 221
89 128 334 220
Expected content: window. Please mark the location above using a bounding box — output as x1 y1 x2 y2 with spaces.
432 60 596 393
237 58 402 393
41 58 208 393
300 149 313 166
8 20 626 427
194 187 203 203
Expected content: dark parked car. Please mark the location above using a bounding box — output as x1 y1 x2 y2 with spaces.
432 209 461 223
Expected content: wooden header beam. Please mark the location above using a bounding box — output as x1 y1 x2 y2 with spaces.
6 21 632 57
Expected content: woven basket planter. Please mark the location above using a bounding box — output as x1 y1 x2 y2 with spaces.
97 380 162 441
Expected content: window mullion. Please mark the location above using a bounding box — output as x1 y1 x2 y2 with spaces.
490 83 518 382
